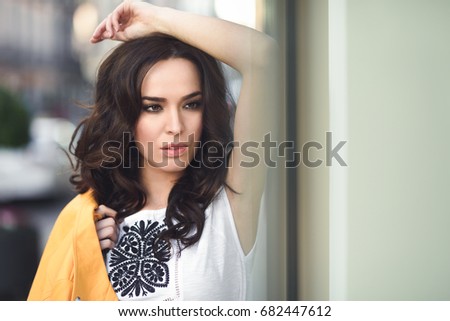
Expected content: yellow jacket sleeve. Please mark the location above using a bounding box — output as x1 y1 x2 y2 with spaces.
27 192 118 301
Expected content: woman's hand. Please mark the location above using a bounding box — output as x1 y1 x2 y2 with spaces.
91 1 160 43
95 205 119 251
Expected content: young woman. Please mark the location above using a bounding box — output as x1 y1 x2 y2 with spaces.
28 0 277 301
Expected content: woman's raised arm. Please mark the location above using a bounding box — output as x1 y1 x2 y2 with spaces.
91 1 277 73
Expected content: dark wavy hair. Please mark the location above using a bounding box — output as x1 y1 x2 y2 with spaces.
70 33 234 250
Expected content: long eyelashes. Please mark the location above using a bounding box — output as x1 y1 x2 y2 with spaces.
142 101 203 113
184 101 202 110
143 104 163 112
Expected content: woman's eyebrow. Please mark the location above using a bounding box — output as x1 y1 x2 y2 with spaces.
182 91 202 100
142 91 202 102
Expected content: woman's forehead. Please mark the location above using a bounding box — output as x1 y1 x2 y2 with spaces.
141 58 201 97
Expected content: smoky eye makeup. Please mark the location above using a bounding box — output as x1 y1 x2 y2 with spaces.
142 104 163 112
141 91 203 112
183 100 203 110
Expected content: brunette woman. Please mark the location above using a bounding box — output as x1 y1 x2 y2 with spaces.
28 0 277 301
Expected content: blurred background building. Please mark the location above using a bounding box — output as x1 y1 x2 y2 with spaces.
0 0 84 300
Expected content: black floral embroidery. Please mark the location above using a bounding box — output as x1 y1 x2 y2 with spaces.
108 220 171 298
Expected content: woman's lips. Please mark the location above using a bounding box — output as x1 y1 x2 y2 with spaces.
161 143 188 157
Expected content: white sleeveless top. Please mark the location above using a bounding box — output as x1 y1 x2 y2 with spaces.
106 188 255 301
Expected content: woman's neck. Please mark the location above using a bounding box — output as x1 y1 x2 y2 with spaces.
140 167 183 210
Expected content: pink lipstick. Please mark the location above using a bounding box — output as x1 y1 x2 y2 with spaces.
161 143 188 157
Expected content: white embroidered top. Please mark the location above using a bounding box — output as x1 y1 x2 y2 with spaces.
106 188 255 301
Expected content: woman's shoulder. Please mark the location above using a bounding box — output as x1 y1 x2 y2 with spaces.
209 186 228 207
205 186 233 221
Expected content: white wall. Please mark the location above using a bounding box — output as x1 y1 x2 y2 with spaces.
329 0 450 300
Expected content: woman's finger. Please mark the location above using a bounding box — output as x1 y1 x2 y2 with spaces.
94 204 118 221
97 225 118 243
90 19 108 43
97 204 118 217
95 217 116 231
100 238 116 251
106 13 114 39
111 2 126 32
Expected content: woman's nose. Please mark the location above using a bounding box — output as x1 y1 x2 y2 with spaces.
166 108 183 135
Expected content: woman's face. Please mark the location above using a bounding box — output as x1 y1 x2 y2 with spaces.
135 58 203 173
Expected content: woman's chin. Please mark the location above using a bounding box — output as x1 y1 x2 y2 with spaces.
144 158 191 173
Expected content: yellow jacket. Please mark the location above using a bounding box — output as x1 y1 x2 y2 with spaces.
27 192 118 301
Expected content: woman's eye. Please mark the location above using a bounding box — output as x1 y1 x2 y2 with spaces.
184 101 202 110
144 104 162 112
